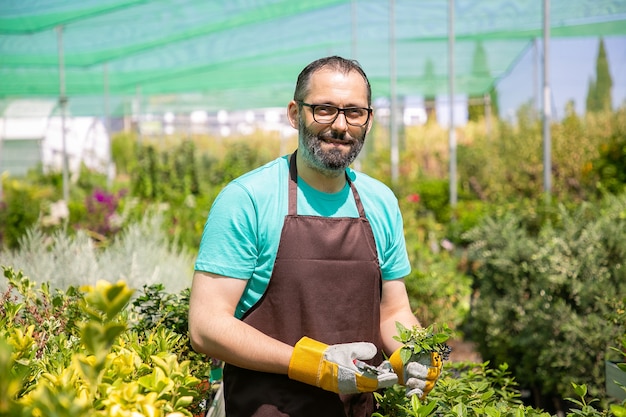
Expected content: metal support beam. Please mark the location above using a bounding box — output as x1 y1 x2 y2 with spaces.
543 0 552 201
389 0 399 184
448 0 457 207
57 25 69 203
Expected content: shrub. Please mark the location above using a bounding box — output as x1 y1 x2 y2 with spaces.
111 132 139 176
0 177 53 249
463 194 626 411
586 109 626 196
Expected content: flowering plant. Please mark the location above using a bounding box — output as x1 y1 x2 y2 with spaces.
393 322 453 364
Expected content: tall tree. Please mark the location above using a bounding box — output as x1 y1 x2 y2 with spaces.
423 59 438 123
586 37 613 113
468 41 499 121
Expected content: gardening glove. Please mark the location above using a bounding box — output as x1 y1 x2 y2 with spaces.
389 348 443 399
288 336 398 394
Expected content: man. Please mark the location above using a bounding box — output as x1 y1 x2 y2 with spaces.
189 56 440 417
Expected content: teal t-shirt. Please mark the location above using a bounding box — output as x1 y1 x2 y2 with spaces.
194 154 411 318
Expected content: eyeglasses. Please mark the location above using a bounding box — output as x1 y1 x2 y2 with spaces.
297 101 372 127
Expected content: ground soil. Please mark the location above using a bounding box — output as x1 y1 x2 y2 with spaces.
446 339 482 363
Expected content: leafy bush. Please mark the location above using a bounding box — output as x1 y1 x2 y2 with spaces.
463 194 626 411
0 177 53 249
375 361 552 417
129 284 220 381
0 268 208 417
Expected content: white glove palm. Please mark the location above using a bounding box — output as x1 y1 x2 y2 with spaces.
288 337 398 394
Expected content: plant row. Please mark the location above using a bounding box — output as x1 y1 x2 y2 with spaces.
1 267 624 416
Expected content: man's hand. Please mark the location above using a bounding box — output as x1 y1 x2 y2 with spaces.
389 349 442 399
288 337 398 394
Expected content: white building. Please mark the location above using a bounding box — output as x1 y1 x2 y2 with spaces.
0 99 112 178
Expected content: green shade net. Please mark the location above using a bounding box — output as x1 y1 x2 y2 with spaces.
1 0 625 116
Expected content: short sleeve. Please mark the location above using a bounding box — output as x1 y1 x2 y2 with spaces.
379 205 411 280
194 182 259 279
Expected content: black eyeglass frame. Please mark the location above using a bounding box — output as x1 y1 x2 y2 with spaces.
296 101 372 127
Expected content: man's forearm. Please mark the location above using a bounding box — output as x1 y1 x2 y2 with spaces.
189 314 293 374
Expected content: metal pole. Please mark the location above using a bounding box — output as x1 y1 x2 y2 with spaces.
103 62 113 188
448 0 457 207
351 0 363 171
135 85 142 145
0 114 5 199
534 38 539 116
389 0 399 184
57 25 70 203
484 92 492 139
542 0 552 200
351 0 357 60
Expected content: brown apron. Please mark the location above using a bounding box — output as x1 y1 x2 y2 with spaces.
223 152 383 417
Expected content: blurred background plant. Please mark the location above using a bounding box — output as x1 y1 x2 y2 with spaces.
1 108 625 415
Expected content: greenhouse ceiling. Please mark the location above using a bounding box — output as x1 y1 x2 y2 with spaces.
1 0 626 116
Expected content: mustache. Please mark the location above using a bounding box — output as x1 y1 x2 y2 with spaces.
319 131 350 142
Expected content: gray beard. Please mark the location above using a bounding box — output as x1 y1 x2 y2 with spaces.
298 117 365 177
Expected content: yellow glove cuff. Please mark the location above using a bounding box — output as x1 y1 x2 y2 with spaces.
288 337 326 386
389 347 406 380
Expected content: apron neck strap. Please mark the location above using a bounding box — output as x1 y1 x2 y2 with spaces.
288 150 366 218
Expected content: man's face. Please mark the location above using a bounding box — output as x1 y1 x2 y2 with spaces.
296 69 371 175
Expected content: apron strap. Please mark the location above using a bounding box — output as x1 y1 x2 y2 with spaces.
288 150 366 218
288 151 299 216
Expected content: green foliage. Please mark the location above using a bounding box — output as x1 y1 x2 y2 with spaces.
463 194 626 405
2 113 626 416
